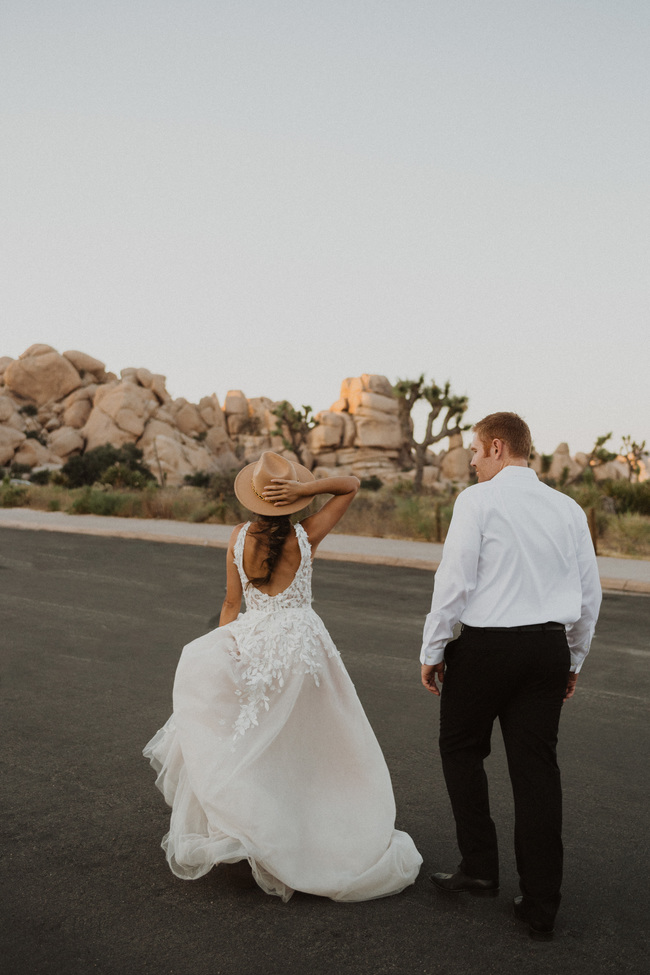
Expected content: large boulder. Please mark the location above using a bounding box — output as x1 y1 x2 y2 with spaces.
62 350 106 380
48 427 85 459
135 367 170 403
440 437 472 480
0 426 26 465
139 434 216 487
13 438 58 468
340 374 394 406
237 434 273 464
20 344 57 357
309 411 344 452
347 389 398 417
173 401 207 438
197 394 225 429
63 398 93 429
224 390 250 436
4 348 82 406
205 424 231 453
82 381 158 450
0 395 17 423
0 356 14 379
592 459 628 482
547 443 582 482
353 414 402 450
336 447 399 466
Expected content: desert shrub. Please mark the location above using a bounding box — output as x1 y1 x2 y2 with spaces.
601 513 650 558
61 443 154 488
394 496 453 542
601 480 650 516
204 470 246 520
18 404 38 417
189 502 225 523
25 430 47 445
101 464 152 489
0 475 29 507
359 475 383 491
29 469 51 485
184 470 211 488
70 488 129 516
10 463 32 478
560 482 602 511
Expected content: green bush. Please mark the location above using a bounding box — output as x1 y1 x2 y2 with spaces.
70 487 128 516
204 469 245 518
25 431 47 445
29 469 51 485
184 470 211 488
601 480 650 516
101 464 152 489
61 443 155 488
360 475 383 491
0 475 29 507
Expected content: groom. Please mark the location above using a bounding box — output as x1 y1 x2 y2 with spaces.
420 412 601 940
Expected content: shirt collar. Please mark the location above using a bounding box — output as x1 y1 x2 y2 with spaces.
492 465 537 481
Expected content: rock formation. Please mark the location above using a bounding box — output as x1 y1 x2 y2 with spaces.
1 344 644 488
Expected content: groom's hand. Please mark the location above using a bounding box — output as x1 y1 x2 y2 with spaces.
421 663 445 696
563 672 579 701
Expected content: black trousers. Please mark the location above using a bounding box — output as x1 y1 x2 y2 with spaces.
439 626 571 925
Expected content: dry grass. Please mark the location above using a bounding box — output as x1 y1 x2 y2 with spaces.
599 513 650 559
6 481 650 559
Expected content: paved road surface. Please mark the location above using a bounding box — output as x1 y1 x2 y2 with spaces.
1 528 648 975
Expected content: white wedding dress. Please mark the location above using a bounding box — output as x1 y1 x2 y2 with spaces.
143 521 422 901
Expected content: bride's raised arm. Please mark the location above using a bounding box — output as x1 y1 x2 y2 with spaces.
261 475 360 553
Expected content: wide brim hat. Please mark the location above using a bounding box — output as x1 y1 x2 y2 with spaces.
234 450 315 516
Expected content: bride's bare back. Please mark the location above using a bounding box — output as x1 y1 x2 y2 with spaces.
243 525 303 596
219 474 360 625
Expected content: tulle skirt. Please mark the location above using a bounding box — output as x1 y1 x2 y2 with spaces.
144 614 422 901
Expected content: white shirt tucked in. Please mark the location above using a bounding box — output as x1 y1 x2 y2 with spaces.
420 466 602 672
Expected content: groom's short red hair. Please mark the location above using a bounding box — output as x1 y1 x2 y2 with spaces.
473 412 532 460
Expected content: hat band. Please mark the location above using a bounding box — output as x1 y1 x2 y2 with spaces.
251 479 268 504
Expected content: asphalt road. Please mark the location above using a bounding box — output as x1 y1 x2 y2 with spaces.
1 527 648 975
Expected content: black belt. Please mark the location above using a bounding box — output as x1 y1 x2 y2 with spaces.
461 622 565 633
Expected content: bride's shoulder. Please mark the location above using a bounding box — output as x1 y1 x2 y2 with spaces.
228 522 247 550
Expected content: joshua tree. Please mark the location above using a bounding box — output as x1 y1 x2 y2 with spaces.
588 433 618 472
393 375 469 492
620 436 646 481
270 401 318 470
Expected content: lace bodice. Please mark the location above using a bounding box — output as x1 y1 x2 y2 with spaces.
233 521 313 612
226 521 341 742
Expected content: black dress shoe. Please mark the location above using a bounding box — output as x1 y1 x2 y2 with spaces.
430 871 499 895
513 895 555 941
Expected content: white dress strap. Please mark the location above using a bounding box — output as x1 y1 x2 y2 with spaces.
293 522 312 565
232 522 251 580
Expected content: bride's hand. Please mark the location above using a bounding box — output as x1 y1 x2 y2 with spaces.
262 478 307 506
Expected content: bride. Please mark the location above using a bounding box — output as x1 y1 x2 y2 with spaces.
143 451 422 901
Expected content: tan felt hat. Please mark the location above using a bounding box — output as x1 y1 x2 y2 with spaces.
234 451 315 516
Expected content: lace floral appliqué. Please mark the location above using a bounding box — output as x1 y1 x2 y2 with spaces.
228 523 341 741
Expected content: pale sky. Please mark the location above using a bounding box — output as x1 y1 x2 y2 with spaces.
2 0 648 454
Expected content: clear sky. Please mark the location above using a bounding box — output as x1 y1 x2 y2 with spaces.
2 0 648 454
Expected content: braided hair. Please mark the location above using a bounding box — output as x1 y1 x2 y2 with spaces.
246 514 293 587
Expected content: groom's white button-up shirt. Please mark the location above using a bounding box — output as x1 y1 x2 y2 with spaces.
420 466 602 672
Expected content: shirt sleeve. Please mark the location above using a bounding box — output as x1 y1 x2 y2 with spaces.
564 512 602 673
420 489 482 665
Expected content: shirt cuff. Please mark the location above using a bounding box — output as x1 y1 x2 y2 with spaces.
420 646 445 666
